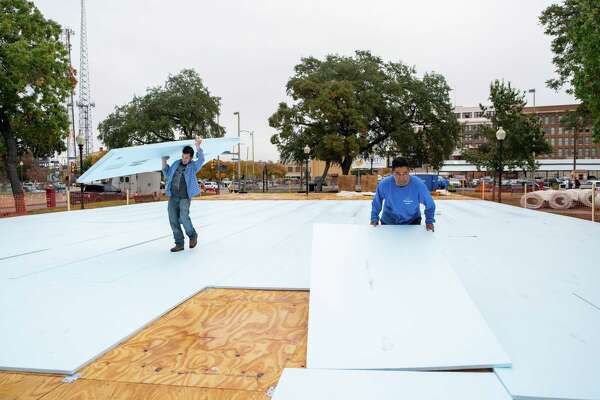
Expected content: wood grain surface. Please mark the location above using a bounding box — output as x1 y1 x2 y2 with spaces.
0 289 309 399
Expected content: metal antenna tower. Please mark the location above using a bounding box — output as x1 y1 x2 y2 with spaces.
77 0 95 156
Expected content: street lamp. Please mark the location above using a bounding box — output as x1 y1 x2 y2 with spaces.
304 145 311 197
19 160 24 182
233 111 242 192
240 130 255 182
496 127 506 203
76 132 85 209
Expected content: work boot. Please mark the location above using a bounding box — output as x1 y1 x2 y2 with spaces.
170 244 184 252
189 236 198 249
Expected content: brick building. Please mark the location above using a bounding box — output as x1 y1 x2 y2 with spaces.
454 104 600 160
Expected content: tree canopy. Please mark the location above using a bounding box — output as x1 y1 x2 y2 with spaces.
0 0 73 196
98 69 225 148
463 80 551 178
269 51 460 180
540 0 600 141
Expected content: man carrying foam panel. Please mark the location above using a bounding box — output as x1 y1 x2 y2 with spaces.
370 157 436 231
162 136 205 252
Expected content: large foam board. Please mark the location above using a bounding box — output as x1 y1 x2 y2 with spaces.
0 200 368 373
434 200 600 400
77 137 239 183
307 223 511 370
273 368 512 400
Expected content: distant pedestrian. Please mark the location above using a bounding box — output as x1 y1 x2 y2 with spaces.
370 157 436 231
162 137 205 252
575 178 581 189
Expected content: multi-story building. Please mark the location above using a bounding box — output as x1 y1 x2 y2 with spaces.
452 106 495 158
454 104 600 160
522 104 599 159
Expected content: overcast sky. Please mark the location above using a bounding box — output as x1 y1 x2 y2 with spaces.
34 0 574 161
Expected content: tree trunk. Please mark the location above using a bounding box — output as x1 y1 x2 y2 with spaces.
341 157 353 175
0 115 26 213
318 160 331 192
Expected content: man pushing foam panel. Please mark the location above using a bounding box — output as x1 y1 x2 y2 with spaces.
370 157 435 231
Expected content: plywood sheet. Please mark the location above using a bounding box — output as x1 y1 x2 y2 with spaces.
0 373 63 400
39 379 268 400
272 369 512 400
79 288 308 392
307 223 511 370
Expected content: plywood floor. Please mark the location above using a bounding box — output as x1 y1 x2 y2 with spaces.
0 288 308 400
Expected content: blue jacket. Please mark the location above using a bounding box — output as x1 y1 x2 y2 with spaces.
163 147 205 198
371 175 436 225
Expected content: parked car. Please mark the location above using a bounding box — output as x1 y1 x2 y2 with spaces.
83 184 121 193
204 181 218 191
448 178 462 188
580 180 600 189
559 178 573 189
437 176 449 190
512 180 540 191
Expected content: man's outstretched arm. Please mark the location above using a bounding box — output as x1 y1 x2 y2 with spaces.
192 136 205 173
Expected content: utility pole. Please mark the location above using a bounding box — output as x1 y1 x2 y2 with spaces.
77 0 95 156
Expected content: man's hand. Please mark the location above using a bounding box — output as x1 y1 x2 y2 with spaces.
195 136 203 148
370 220 379 226
426 223 435 232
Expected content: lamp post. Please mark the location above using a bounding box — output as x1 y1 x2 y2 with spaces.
240 130 255 181
496 127 507 203
233 111 241 192
76 132 85 209
304 145 311 197
19 160 24 182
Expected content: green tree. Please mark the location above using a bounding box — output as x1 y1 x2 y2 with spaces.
560 105 592 173
99 69 225 148
270 51 459 187
0 0 73 199
463 80 551 201
540 1 600 141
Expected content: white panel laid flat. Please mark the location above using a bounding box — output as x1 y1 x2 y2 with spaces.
0 200 372 374
77 137 239 183
307 223 511 370
214 201 371 290
434 200 600 400
273 368 512 400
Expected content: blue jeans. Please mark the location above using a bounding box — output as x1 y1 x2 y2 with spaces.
168 197 197 246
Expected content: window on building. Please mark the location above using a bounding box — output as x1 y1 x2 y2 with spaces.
558 137 563 145
558 127 563 135
544 116 550 124
462 112 472 119
454 113 461 119
474 112 483 118
550 127 555 135
551 138 555 145
287 167 293 172
558 149 563 157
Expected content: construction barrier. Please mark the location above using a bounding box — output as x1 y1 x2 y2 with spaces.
338 175 356 192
